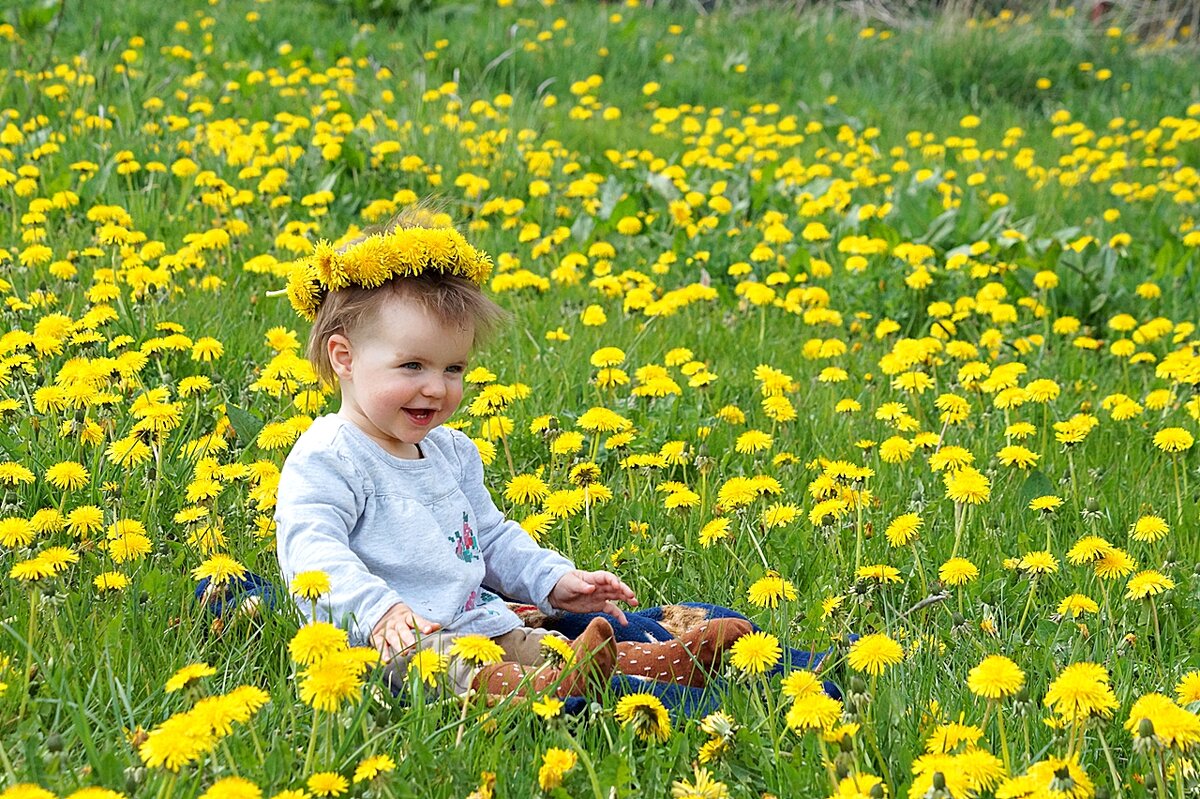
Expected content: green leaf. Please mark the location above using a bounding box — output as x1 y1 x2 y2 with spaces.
595 752 631 794
226 403 265 444
1019 470 1055 507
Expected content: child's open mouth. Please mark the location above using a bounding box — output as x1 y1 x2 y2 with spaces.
404 408 435 425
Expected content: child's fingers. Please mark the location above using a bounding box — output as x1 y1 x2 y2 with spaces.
387 625 411 654
603 600 629 625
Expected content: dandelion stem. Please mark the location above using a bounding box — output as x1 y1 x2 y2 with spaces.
1155 750 1170 799
853 498 864 571
745 522 771 570
17 586 39 722
304 708 321 773
1171 456 1183 525
1149 596 1163 669
500 429 515 480
562 730 605 799
864 723 895 794
910 541 929 596
951 502 965 558
0 738 15 781
1017 576 1038 631
155 773 178 799
454 694 470 747
816 737 838 793
1096 727 1125 799
994 701 1012 777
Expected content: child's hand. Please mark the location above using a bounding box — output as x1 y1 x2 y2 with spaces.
371 602 441 660
548 570 639 625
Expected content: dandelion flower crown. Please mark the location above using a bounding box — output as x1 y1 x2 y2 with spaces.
286 222 494 322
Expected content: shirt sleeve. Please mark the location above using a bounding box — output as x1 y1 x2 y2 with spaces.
450 431 574 615
275 441 405 644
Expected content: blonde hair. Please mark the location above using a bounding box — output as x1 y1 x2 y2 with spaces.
305 208 508 386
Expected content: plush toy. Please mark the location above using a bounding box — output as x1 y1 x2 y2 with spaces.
197 573 839 717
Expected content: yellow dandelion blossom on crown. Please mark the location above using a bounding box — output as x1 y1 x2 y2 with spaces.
311 240 348 290
341 236 386 288
286 262 325 322
283 221 493 321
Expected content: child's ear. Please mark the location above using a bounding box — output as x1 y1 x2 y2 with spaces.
327 333 354 379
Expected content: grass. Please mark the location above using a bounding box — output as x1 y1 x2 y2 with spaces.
0 0 1198 797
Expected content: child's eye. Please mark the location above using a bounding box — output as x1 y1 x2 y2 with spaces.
399 362 422 370
446 365 465 374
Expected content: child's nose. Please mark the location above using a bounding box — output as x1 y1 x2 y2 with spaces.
421 376 446 398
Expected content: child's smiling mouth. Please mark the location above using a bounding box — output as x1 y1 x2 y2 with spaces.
403 408 436 425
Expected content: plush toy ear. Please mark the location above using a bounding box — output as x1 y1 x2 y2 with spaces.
327 333 354 380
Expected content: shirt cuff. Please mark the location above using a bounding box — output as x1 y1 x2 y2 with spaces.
534 563 576 617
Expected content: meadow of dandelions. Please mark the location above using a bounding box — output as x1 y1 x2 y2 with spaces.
1 1 1199 798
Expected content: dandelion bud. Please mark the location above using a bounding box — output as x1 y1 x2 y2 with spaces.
1145 771 1157 792
932 772 947 791
124 767 146 793
46 732 64 753
850 675 868 695
835 760 851 781
1094 787 1109 799
839 735 855 753
1133 717 1162 754
1050 765 1076 794
952 612 966 629
870 785 885 799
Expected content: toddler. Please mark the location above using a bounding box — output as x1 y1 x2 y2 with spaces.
275 209 749 699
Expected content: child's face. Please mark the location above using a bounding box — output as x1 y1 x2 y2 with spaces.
330 293 472 459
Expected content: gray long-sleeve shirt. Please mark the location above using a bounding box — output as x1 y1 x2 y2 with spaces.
275 415 574 645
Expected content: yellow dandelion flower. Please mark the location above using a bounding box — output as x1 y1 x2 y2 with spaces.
449 635 505 665
614 694 671 742
847 633 903 676
967 655 1024 700
165 662 217 693
729 631 781 675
